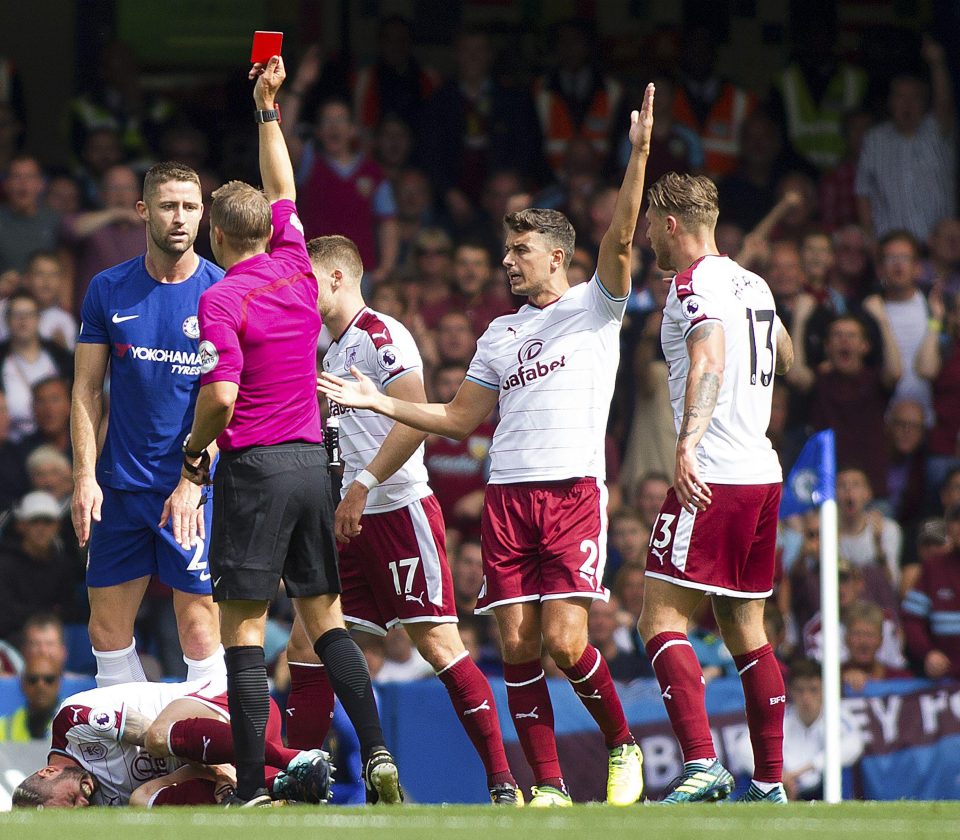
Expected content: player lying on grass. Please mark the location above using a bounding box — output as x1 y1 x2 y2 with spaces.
11 677 332 808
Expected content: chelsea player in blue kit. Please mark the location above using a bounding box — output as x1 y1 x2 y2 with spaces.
70 163 225 686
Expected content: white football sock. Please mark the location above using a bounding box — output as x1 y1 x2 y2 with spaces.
184 644 227 681
751 780 781 793
94 639 147 687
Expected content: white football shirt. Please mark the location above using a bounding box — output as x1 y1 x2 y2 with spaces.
323 307 431 513
48 678 225 806
466 275 627 484
661 254 783 484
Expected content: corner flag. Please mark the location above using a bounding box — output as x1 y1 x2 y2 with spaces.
779 429 836 518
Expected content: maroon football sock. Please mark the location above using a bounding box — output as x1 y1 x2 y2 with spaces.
167 717 298 769
503 659 565 791
645 631 715 763
438 652 515 787
285 662 336 750
733 643 785 783
561 645 633 749
149 778 218 806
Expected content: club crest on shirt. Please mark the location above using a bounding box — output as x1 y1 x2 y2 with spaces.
79 742 108 762
88 707 116 732
345 344 360 368
377 344 401 372
681 295 705 320
182 315 200 339
198 340 219 374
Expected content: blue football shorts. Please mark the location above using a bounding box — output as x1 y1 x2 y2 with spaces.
86 485 214 595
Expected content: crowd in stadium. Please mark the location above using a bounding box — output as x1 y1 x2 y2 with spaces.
0 9 958 801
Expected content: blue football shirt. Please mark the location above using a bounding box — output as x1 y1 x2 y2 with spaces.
79 255 224 492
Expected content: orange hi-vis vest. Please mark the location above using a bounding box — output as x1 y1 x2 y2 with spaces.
672 83 756 178
534 76 622 173
352 64 439 132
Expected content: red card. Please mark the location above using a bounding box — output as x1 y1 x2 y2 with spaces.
251 31 283 64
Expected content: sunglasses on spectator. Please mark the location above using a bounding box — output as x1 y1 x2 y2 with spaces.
24 674 58 685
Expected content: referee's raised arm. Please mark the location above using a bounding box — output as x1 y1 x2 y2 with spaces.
250 56 296 203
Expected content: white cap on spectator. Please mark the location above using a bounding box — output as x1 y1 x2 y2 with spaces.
15 491 62 521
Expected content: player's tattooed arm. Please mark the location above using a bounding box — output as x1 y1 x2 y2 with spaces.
674 322 725 513
119 709 154 747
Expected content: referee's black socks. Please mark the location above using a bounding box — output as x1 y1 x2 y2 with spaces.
225 645 270 800
314 628 386 763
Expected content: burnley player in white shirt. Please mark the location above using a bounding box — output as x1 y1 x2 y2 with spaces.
285 234 519 806
637 172 795 804
318 84 657 808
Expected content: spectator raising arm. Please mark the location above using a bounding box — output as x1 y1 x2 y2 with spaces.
923 37 955 137
915 284 945 381
861 293 903 388
278 44 324 171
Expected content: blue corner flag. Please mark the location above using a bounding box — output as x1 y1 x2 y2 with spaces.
780 429 836 518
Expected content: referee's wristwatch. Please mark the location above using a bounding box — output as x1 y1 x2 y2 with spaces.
255 106 281 124
182 435 205 460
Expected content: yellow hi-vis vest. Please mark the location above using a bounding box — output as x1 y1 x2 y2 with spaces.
779 62 867 170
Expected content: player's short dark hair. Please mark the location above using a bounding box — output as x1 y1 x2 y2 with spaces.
827 313 869 342
878 229 921 259
503 208 576 269
209 180 271 252
11 774 46 808
307 235 364 282
142 161 200 203
647 172 719 230
788 658 822 683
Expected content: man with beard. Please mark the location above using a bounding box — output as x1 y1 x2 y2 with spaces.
70 162 225 688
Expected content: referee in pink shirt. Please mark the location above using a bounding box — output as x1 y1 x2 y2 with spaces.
179 55 401 807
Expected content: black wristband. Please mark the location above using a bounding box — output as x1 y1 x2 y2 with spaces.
255 107 281 124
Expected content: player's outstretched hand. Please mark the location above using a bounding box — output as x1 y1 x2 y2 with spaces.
71 474 103 548
628 82 655 156
160 477 206 550
674 448 712 514
317 366 379 410
335 481 368 543
252 55 286 106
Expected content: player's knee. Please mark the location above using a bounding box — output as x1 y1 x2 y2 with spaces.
499 633 541 664
414 625 464 671
144 722 171 757
542 632 584 670
87 616 131 652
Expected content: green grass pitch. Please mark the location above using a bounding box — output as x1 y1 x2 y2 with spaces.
2 802 959 840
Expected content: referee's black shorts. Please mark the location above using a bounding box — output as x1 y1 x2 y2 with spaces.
209 442 340 602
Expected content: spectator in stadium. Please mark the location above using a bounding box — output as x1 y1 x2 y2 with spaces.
588 596 652 682
423 364 491 544
376 629 435 683
282 57 399 282
44 172 82 218
856 38 955 242
420 241 507 336
433 310 478 369
182 56 399 806
0 390 30 511
23 251 76 349
936 466 960 518
631 472 670 531
606 507 648 584
21 377 73 462
836 467 903 587
0 289 74 442
70 159 223 692
60 163 143 318
0 652 63 741
73 128 126 210
921 217 960 295
19 613 70 675
404 227 454 311
915 287 960 497
532 18 621 178
901 504 960 680
795 315 901 497
769 7 867 173
319 86 656 807
672 26 756 179
883 399 928 528
392 168 439 266
418 27 547 218
818 108 874 232
26 444 73 505
351 16 438 137
0 491 84 642
0 155 60 274
451 539 485 616
864 231 933 418
831 223 874 304
799 232 842 311
374 116 415 182
841 601 913 691
0 101 24 176
780 659 864 801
